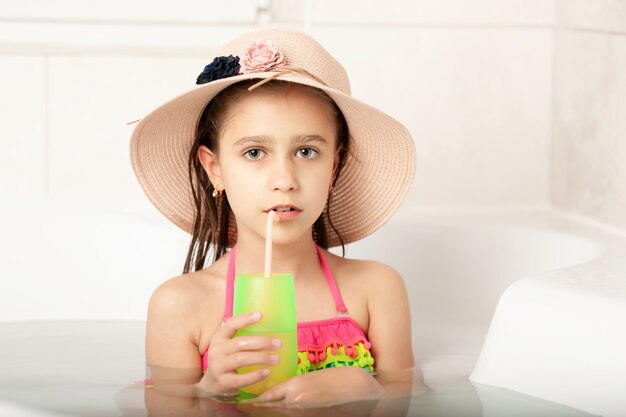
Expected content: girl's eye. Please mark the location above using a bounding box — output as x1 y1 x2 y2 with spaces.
243 148 266 160
296 148 319 159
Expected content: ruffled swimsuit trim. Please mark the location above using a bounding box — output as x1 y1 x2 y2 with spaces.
295 317 374 374
201 243 375 375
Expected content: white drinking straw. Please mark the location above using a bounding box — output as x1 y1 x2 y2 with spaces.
264 210 276 278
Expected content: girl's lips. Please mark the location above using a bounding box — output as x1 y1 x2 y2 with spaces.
270 209 301 221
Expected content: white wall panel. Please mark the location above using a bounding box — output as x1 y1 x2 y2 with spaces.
0 56 46 197
0 1 257 23
315 27 553 207
0 2 572 213
0 22 263 55
558 0 626 34
47 54 210 210
552 30 626 229
311 0 554 26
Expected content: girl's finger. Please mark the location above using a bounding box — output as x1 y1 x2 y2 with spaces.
216 351 279 375
217 367 271 392
214 311 262 340
221 334 282 356
208 348 278 376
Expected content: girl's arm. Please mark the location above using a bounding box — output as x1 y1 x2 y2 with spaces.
365 261 419 396
145 277 280 400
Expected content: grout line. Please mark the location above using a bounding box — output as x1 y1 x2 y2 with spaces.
563 25 626 37
0 17 556 30
551 207 626 239
43 54 50 199
399 204 553 215
314 22 626 35
0 17 257 28
2 17 625 35
548 0 559 208
0 44 213 58
304 22 555 30
303 0 313 34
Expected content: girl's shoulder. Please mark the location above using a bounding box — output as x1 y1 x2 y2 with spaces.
321 249 406 290
147 257 229 328
320 250 409 334
145 261 229 366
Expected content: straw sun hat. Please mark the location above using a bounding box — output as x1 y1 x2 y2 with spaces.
129 28 416 247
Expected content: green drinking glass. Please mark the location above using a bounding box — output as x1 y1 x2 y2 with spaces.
233 273 298 396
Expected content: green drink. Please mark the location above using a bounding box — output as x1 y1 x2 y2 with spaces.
233 273 297 396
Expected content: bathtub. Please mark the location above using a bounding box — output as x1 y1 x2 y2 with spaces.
1 197 625 416
345 207 626 417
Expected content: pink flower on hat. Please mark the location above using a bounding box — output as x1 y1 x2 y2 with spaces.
241 40 286 73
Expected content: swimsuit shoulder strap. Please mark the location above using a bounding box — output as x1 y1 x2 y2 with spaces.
222 243 348 322
314 243 349 315
223 245 237 322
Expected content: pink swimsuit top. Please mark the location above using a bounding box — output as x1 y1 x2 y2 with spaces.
201 243 375 375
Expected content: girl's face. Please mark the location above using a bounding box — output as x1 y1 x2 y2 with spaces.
200 86 338 246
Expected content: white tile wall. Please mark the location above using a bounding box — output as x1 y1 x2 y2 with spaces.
0 56 47 197
0 22 259 55
311 0 555 26
47 54 211 210
2 0 624 230
552 29 626 229
557 0 626 34
3 0 626 322
0 0 257 23
315 27 552 207
273 0 555 26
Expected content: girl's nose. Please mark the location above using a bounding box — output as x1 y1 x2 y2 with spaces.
269 157 298 192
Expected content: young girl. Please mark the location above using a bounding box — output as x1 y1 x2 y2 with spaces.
130 28 418 407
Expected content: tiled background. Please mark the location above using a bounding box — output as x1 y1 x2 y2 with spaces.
0 0 624 225
552 0 626 230
1 0 625 321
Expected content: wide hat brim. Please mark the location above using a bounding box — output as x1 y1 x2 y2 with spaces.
130 36 415 248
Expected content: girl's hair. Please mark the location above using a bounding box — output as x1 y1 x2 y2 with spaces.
183 79 350 273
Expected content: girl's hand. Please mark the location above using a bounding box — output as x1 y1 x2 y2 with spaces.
198 311 282 397
241 366 385 408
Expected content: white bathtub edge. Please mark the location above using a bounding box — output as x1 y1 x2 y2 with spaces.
469 255 626 417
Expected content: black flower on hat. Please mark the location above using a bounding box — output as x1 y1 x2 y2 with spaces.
196 55 241 85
